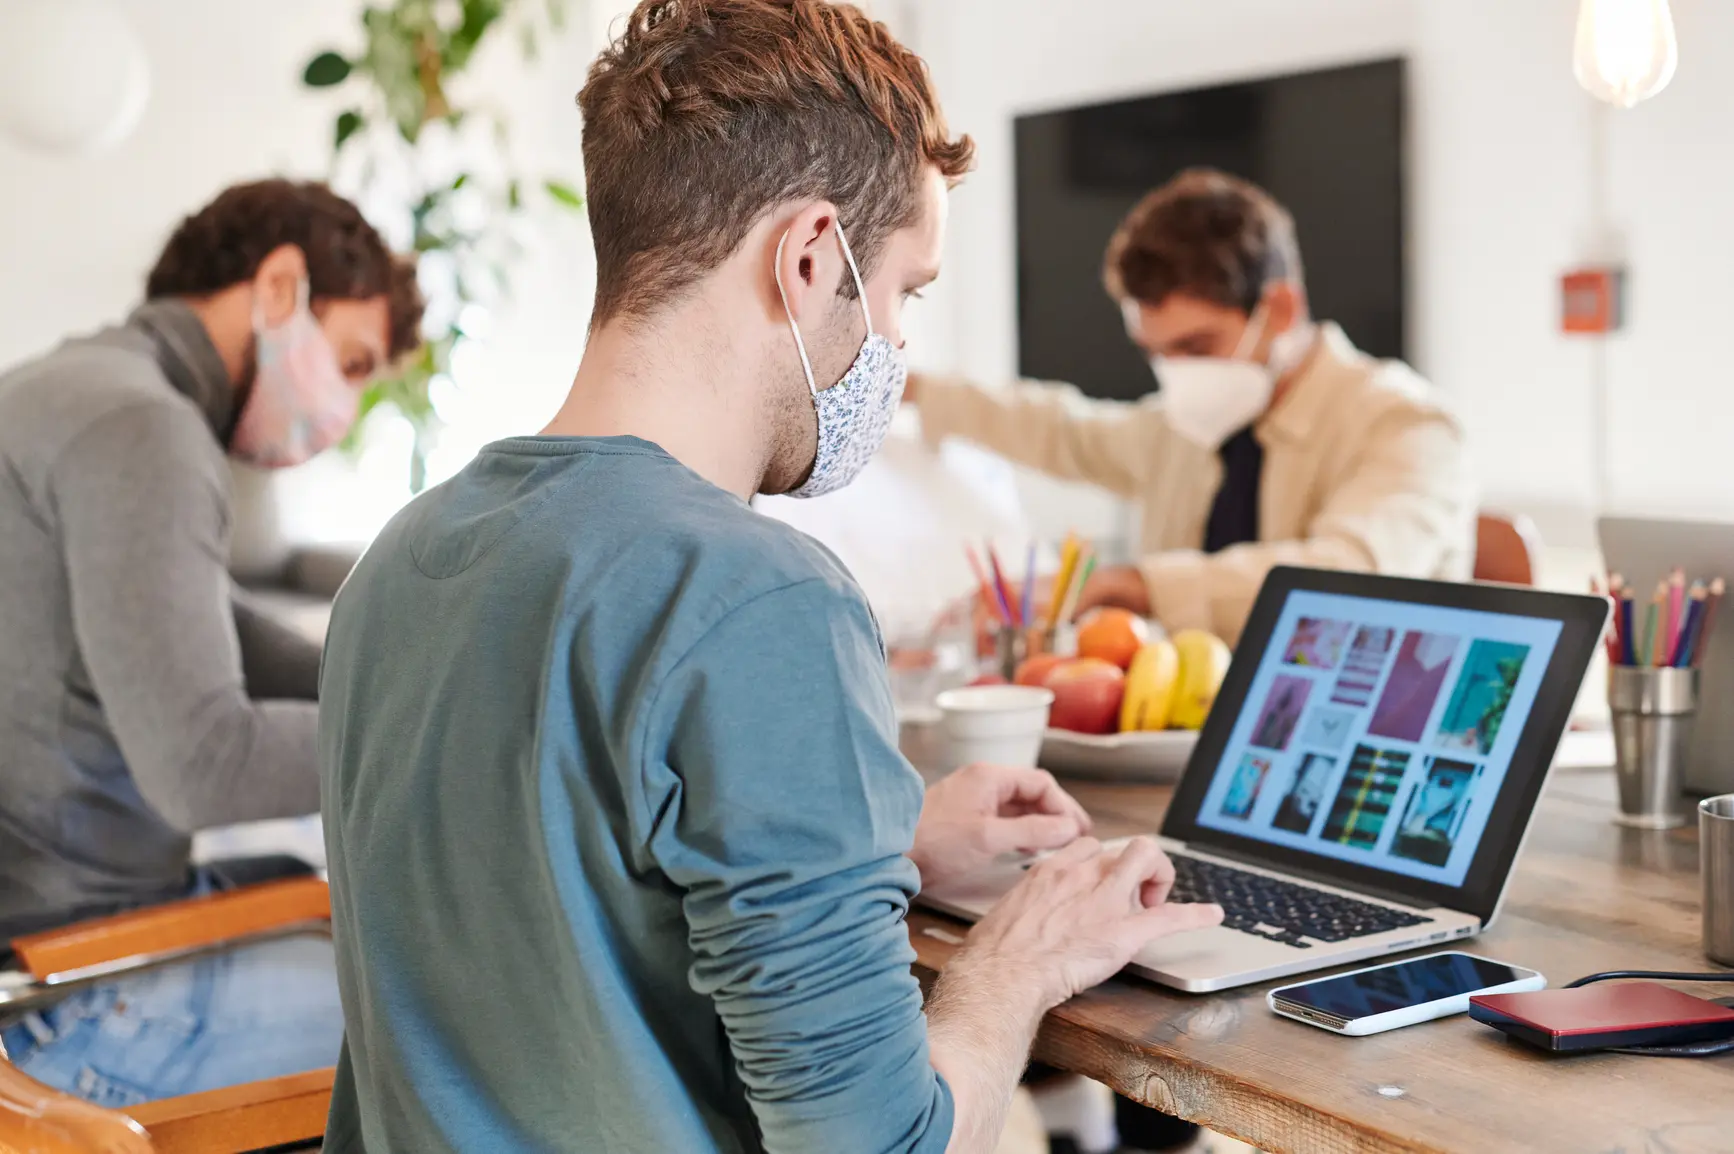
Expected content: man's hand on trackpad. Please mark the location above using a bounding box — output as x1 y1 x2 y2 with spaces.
909 763 1091 889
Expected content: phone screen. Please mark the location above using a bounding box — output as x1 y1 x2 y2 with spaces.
1276 953 1524 1018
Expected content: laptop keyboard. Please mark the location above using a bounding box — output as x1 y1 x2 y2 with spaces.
1168 854 1432 949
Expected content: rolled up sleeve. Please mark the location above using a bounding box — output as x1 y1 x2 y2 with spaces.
921 373 1163 498
648 579 954 1154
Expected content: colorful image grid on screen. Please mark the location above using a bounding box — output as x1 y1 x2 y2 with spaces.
1196 591 1563 887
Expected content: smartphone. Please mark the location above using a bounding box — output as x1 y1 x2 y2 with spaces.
1268 952 1546 1036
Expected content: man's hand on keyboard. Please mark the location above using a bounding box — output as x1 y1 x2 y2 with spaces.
955 836 1224 1011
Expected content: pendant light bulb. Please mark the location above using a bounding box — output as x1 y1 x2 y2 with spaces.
1574 0 1678 109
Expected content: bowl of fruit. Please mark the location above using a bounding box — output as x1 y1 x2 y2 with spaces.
1024 609 1231 782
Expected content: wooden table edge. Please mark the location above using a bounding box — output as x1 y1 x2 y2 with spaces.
913 908 1459 1154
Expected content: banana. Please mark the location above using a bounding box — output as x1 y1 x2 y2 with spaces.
1119 640 1180 732
1170 630 1231 731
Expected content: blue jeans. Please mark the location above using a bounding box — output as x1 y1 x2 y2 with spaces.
1 935 342 1109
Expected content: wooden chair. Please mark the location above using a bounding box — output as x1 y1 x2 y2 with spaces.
0 879 336 1153
1474 510 1543 587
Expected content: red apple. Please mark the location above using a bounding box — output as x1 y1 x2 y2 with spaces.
1043 658 1126 735
1013 653 1066 688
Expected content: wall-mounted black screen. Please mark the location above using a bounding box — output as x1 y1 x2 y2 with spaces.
1014 58 1406 402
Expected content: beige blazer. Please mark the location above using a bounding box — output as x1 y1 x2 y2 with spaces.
919 324 1476 644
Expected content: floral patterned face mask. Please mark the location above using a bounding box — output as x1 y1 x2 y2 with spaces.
229 278 359 469
774 220 907 499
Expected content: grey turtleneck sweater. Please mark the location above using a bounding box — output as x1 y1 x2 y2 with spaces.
0 301 322 937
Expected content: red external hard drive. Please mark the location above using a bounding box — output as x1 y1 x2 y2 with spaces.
1469 982 1734 1052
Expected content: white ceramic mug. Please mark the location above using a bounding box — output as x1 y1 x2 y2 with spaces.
934 684 1055 773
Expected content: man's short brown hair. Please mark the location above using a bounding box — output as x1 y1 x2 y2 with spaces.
579 0 974 324
146 179 423 360
1103 168 1302 314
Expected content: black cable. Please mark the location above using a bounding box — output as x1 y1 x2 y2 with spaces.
1562 970 1734 1057
1564 969 1734 989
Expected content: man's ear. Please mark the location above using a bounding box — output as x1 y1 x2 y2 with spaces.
773 201 845 326
1262 279 1307 335
251 244 309 326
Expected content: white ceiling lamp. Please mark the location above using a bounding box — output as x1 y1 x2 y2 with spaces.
0 0 151 156
1574 0 1679 108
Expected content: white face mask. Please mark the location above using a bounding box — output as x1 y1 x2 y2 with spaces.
1148 307 1314 451
775 220 907 499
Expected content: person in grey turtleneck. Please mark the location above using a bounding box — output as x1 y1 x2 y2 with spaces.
0 179 421 1103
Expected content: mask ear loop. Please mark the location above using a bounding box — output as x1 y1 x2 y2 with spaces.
775 221 875 398
832 220 873 336
1232 300 1270 361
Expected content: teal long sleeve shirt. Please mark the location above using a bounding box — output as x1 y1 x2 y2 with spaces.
318 436 954 1153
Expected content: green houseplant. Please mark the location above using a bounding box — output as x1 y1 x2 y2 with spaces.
303 0 584 492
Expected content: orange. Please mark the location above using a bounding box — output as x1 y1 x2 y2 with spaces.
1076 608 1150 670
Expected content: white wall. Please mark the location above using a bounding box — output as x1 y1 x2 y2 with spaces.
0 0 354 369
8 0 1731 554
909 0 1731 549
1600 0 1734 523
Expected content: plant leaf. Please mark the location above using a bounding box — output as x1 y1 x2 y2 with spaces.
303 51 352 87
335 109 365 150
543 179 584 211
451 173 470 191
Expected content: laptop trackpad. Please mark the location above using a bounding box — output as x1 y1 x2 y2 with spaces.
1131 922 1309 981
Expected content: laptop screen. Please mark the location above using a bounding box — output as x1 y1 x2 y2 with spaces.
1189 588 1563 888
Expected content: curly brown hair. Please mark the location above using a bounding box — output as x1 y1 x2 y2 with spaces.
1103 168 1303 314
145 179 424 359
578 0 974 325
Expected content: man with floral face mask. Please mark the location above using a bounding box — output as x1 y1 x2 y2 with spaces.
909 168 1475 647
0 179 421 1101
317 4 1223 1153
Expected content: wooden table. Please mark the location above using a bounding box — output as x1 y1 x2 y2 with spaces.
908 758 1733 1154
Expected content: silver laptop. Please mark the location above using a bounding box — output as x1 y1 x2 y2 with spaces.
1598 515 1734 796
920 567 1608 993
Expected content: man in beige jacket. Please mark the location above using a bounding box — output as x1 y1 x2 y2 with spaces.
910 169 1475 646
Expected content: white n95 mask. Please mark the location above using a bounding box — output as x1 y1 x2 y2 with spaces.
1150 306 1310 451
775 220 907 499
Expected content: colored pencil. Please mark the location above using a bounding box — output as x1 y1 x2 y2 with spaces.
1021 542 1036 629
964 544 1005 625
1047 534 1080 631
1641 589 1660 667
1656 582 1673 666
1667 580 1704 666
985 543 1017 626
1698 578 1727 668
1672 585 1707 668
1058 551 1097 625
1606 574 1627 666
1666 569 1685 662
1620 590 1637 667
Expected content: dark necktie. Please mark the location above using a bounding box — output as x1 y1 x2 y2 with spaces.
1203 425 1264 554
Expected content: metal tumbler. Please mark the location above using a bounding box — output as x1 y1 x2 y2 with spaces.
1609 666 1698 830
991 624 1064 682
1702 795 1734 966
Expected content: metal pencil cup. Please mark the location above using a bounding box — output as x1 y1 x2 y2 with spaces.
1609 666 1698 830
991 624 1062 682
1702 795 1734 966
